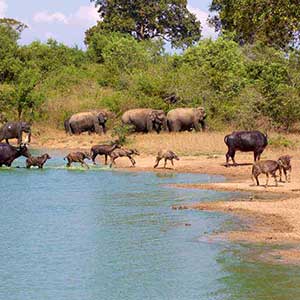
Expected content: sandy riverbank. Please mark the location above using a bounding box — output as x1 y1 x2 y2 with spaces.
29 128 300 264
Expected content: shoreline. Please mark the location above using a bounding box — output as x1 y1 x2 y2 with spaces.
29 130 300 264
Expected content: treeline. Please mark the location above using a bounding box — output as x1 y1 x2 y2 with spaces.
1 0 300 131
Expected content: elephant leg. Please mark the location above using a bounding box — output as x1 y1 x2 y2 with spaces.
172 123 181 132
102 125 107 134
171 159 174 166
193 120 200 132
200 120 206 131
94 119 101 134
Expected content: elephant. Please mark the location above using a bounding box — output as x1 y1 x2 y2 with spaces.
121 109 167 133
0 121 31 145
65 110 108 135
167 107 206 132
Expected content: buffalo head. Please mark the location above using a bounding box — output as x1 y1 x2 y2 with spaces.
17 143 31 158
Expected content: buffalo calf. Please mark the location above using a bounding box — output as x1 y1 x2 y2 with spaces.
110 148 139 168
154 150 179 169
278 155 292 183
251 160 279 187
64 152 91 168
26 153 51 169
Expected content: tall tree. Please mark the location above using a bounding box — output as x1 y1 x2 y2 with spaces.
209 0 300 50
88 0 202 48
0 18 28 33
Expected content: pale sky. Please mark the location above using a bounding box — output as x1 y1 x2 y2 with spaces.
3 0 216 47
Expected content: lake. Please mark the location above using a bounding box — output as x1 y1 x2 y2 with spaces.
0 153 299 300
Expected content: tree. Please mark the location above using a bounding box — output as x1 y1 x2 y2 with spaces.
0 18 28 33
209 0 300 50
0 22 22 83
88 0 201 48
0 67 45 120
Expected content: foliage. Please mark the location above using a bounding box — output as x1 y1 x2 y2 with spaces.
111 122 134 145
88 0 201 48
209 0 300 50
2 13 300 133
269 135 296 148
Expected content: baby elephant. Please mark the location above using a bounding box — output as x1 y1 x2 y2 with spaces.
64 152 91 168
110 148 140 168
278 155 292 183
251 160 280 187
26 153 51 169
154 150 180 169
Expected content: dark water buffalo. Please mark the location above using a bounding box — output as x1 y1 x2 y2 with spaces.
224 131 268 166
0 143 30 167
0 121 31 145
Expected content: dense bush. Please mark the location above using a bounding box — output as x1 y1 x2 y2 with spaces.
1 21 300 132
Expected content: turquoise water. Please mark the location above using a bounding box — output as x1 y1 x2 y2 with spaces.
0 154 300 300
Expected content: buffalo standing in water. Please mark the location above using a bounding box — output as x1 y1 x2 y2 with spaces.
0 143 30 167
224 131 268 166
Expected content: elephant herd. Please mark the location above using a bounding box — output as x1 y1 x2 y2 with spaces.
64 107 207 135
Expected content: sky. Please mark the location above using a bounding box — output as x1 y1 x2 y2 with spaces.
2 0 216 48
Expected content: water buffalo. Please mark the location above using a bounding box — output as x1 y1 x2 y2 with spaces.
224 131 268 166
0 121 31 145
0 143 30 167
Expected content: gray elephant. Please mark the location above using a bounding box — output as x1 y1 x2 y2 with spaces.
167 107 206 132
65 110 108 135
0 121 31 145
121 109 167 133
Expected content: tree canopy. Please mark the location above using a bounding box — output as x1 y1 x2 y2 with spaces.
88 0 202 48
209 0 300 50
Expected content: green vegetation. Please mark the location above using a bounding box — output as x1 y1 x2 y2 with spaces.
210 0 300 50
87 0 201 48
1 1 300 133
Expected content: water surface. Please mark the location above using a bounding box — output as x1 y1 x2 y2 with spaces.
0 154 299 300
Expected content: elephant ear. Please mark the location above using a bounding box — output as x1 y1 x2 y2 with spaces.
146 112 155 132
